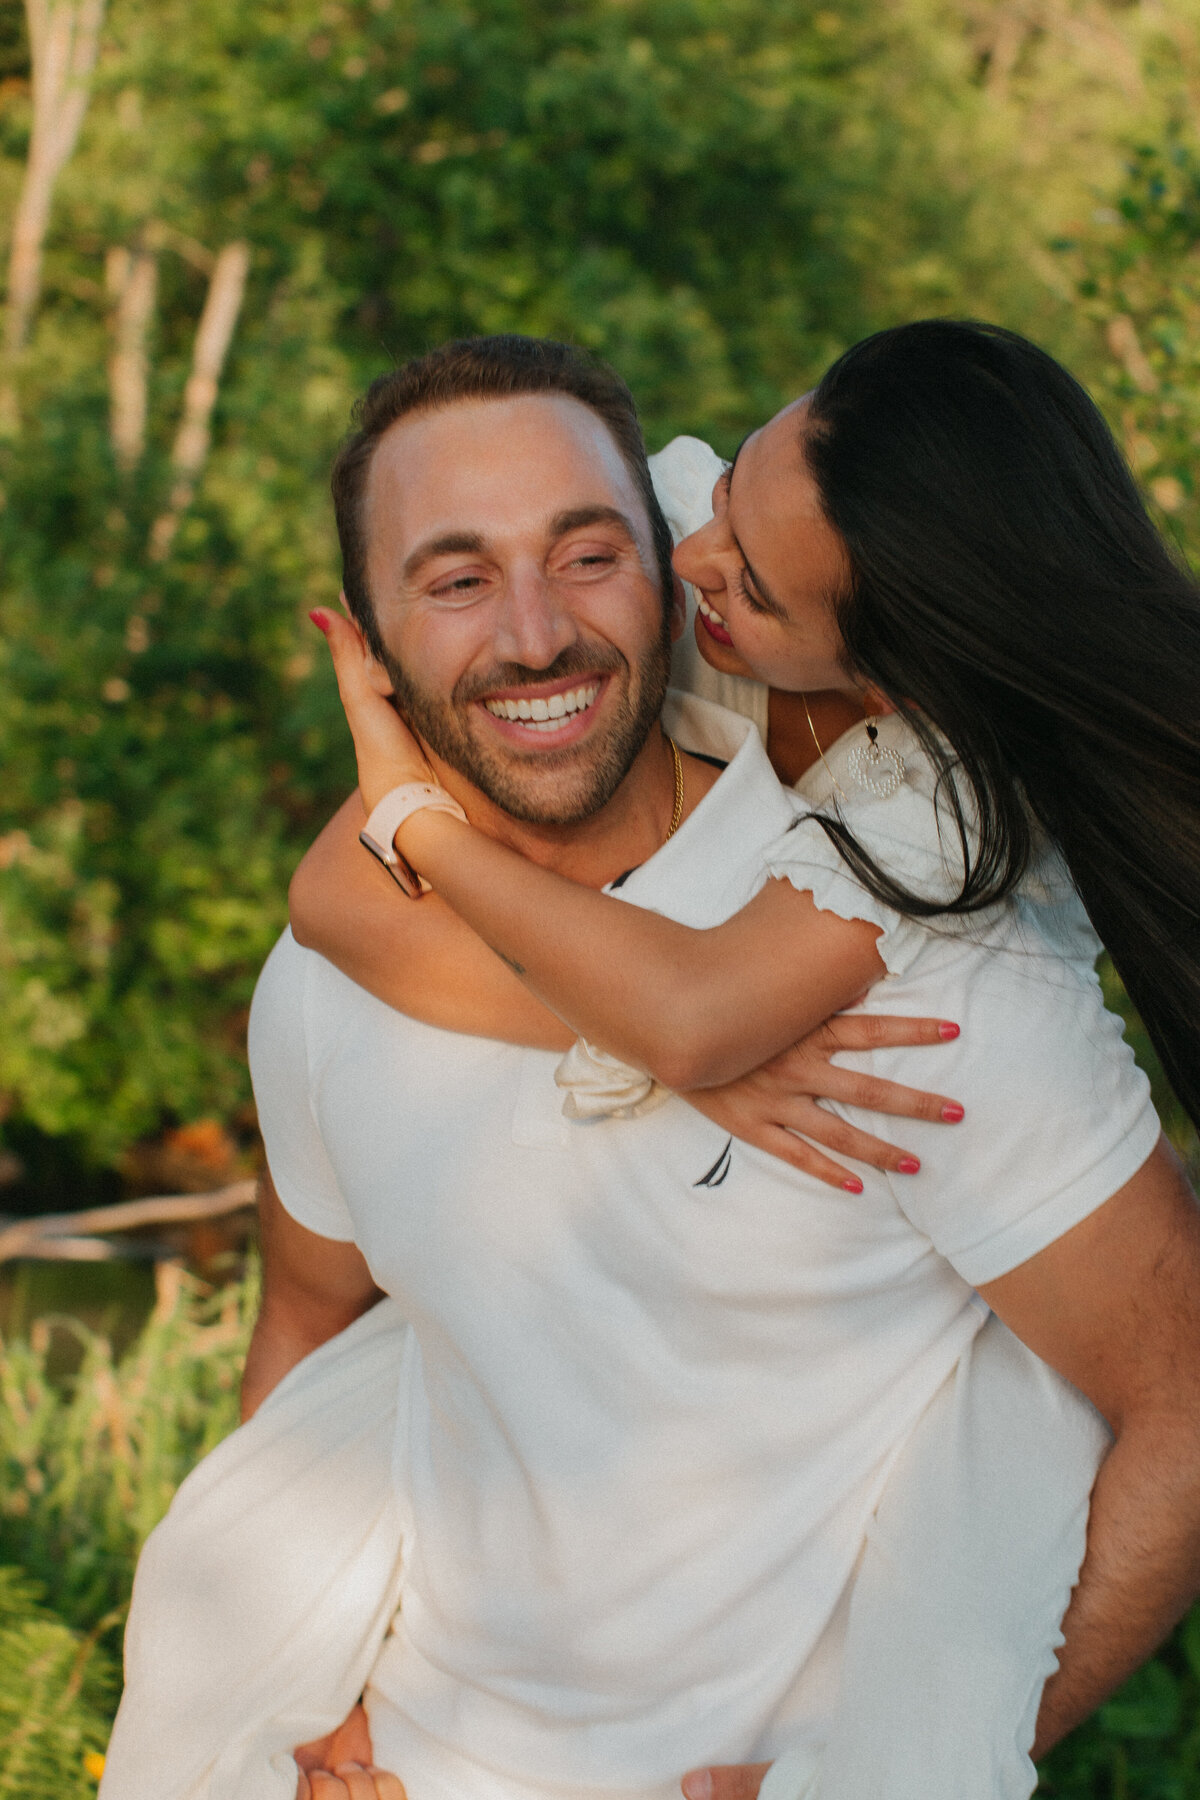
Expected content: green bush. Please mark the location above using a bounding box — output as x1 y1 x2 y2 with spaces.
4 0 1200 1183
0 1259 257 1636
0 1566 117 1800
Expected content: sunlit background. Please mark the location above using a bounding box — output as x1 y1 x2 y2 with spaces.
1 0 1199 1787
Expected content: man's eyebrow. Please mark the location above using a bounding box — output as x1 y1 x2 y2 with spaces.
548 505 640 542
402 531 487 582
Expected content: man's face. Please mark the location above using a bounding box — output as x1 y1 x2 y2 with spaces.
361 394 675 826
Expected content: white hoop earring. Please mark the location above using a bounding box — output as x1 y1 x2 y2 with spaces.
847 718 906 798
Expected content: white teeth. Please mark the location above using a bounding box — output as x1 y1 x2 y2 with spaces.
483 683 601 728
697 595 728 628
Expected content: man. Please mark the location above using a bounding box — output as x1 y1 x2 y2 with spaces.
105 336 1200 1800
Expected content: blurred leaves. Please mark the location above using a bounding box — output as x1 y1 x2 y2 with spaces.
0 1566 117 1799
2 0 1200 1173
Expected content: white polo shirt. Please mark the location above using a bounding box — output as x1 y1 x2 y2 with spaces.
248 693 1156 1799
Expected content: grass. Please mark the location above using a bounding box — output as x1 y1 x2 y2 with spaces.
0 1257 257 1796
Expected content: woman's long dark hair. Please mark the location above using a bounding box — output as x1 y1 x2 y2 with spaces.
803 319 1200 1131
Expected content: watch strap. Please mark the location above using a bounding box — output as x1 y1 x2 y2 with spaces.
359 782 468 898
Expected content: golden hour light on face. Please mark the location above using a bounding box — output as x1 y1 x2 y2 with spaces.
360 394 675 823
673 396 856 696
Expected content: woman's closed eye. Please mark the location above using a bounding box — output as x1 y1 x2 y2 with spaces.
733 567 772 615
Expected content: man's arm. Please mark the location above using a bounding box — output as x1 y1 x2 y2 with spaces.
241 1167 384 1421
977 1135 1200 1755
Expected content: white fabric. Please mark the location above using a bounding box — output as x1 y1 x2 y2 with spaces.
652 435 771 741
554 1036 670 1119
101 1300 413 1800
766 711 1158 1286
232 695 1154 1800
756 1317 1110 1800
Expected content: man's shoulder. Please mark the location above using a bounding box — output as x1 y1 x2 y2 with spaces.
250 925 371 1050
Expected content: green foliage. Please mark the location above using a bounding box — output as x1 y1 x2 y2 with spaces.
0 1566 117 1800
0 1263 254 1790
1064 132 1200 570
1 1 1198 1180
0 1259 257 1634
1038 1621 1200 1797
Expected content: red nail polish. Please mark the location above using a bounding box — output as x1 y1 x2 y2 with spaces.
897 1155 920 1174
941 1103 965 1122
938 1021 960 1040
308 609 330 634
842 1176 864 1194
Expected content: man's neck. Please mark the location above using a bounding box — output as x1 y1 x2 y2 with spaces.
424 723 719 889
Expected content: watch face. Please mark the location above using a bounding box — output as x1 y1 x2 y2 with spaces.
358 829 427 897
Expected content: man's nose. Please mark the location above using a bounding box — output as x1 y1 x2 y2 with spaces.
491 564 578 669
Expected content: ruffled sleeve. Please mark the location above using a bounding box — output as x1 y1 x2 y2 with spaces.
764 715 978 978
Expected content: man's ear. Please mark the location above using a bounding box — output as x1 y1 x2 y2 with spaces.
668 571 688 644
363 653 396 698
340 589 397 697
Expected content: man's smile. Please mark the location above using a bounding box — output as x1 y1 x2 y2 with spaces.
477 675 607 744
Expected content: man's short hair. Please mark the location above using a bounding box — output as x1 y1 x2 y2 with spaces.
330 335 676 659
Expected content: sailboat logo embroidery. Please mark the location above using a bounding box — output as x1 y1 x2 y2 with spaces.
694 1137 733 1188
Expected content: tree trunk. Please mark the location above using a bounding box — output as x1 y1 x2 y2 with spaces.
148 240 251 561
0 0 106 427
106 240 157 469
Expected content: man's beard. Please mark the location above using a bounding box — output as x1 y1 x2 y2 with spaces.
381 626 673 827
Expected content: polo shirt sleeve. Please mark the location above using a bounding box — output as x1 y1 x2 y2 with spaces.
247 930 357 1243
893 969 1161 1288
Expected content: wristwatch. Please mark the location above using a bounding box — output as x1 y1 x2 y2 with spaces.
359 781 468 898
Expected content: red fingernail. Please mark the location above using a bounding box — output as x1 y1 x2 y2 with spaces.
938 1021 960 1040
941 1103 965 1122
308 609 330 634
897 1155 920 1174
842 1176 864 1194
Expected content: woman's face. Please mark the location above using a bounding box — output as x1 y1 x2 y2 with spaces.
673 396 858 695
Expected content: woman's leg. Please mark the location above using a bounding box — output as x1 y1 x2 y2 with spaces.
762 1313 1110 1800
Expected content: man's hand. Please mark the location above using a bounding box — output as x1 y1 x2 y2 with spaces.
685 1012 963 1190
681 1763 770 1800
297 1772 405 1800
294 1703 406 1800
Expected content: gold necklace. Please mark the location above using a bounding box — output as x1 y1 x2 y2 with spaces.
664 735 685 839
801 693 847 800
